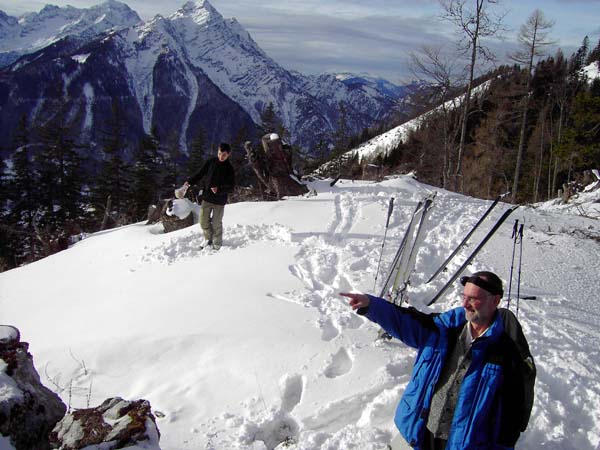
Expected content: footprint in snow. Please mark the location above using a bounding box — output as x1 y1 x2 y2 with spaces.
319 317 339 341
324 347 353 378
280 374 304 413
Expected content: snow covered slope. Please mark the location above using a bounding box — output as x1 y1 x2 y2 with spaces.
1 176 599 449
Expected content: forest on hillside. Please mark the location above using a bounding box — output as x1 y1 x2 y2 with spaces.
327 8 600 207
350 39 600 204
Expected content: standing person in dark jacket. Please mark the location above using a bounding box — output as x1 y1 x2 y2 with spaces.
341 271 535 450
183 143 235 250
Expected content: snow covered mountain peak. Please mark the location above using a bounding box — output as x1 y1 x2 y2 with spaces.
0 0 407 152
170 0 222 26
0 0 141 66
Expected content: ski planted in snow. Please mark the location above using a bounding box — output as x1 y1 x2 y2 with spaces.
376 193 436 341
426 193 508 283
426 206 518 306
378 200 424 298
388 192 437 305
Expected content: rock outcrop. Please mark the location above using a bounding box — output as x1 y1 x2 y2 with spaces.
50 397 161 450
0 325 67 450
0 326 162 450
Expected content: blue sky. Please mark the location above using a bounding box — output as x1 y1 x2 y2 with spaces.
1 0 598 83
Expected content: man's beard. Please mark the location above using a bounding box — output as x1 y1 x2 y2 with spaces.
465 309 483 325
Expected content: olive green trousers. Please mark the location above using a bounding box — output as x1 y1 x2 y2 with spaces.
200 200 225 248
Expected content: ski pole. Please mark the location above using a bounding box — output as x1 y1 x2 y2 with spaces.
516 223 524 317
506 219 519 310
427 192 506 283
427 206 518 306
373 197 395 291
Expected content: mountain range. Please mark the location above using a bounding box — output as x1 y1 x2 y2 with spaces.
0 0 411 156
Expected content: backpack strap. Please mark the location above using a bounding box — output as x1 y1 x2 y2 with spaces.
498 308 536 431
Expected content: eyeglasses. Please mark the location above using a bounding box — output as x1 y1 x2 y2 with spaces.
462 294 492 305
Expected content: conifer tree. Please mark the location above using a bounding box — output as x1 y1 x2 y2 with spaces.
93 99 131 221
34 108 83 229
131 131 161 220
333 101 350 155
0 155 11 271
558 84 600 177
187 127 207 175
7 115 39 262
160 132 183 198
0 147 7 213
311 132 330 168
587 38 600 64
569 36 589 74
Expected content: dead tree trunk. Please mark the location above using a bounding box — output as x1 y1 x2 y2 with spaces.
260 134 308 199
244 141 272 199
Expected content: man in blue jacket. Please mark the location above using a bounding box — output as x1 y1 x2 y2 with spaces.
341 271 534 450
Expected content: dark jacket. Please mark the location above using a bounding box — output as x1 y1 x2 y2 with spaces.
187 157 235 206
362 296 529 450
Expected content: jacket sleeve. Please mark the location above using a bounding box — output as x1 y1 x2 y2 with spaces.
360 295 438 348
187 160 210 185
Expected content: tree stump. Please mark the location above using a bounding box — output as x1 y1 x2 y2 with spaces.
160 200 194 233
261 134 308 199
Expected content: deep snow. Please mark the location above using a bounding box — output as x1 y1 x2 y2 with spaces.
1 175 599 450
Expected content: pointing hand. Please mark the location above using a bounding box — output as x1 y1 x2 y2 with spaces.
340 292 370 311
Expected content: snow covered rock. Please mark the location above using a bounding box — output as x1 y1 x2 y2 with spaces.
49 397 161 450
0 326 67 450
162 199 195 233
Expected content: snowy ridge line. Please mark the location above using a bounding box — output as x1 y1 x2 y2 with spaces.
0 1 141 61
316 80 493 175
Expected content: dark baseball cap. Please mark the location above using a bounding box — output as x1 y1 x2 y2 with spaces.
460 271 504 297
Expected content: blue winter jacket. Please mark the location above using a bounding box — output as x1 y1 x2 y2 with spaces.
363 295 525 450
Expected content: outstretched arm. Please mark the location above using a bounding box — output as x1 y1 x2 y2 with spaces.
340 292 438 348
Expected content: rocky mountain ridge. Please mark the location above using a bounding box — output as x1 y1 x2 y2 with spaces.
0 0 141 67
0 0 409 154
